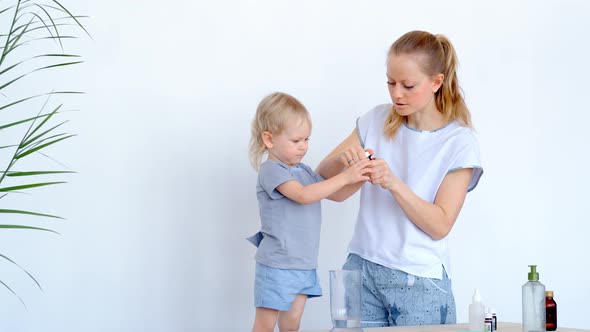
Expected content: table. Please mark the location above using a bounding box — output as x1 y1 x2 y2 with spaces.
305 322 589 332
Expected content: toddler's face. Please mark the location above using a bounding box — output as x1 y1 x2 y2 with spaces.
267 120 311 166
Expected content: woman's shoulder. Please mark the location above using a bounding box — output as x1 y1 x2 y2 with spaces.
443 122 480 149
448 122 478 139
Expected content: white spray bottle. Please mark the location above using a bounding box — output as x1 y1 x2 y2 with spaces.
469 288 485 331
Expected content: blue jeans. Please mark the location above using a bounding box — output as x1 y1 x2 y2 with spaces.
342 254 456 327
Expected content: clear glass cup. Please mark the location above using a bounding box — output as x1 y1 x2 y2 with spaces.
329 269 363 331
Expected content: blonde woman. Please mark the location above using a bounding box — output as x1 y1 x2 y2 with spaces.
316 31 484 327
247 92 371 332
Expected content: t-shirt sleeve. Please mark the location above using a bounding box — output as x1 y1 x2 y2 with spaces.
448 133 483 192
299 163 325 183
259 162 295 199
356 110 372 148
356 104 389 149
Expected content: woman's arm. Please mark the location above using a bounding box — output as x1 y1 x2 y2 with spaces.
316 130 369 202
369 158 473 240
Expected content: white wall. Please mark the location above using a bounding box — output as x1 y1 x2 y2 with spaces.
1 0 589 331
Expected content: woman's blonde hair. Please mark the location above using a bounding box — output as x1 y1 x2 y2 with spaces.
384 30 472 140
249 92 311 170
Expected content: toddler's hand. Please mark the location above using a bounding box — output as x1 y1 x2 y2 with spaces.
343 158 371 184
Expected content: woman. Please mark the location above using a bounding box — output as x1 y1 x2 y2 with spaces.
316 30 483 327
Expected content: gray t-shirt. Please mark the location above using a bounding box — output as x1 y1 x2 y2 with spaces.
247 160 324 270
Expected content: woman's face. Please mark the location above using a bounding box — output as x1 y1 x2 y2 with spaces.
386 53 442 117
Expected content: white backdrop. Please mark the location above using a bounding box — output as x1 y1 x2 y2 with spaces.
1 0 589 331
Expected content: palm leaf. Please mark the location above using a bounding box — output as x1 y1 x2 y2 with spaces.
50 0 90 38
6 15 35 55
0 0 85 305
0 279 26 307
0 111 59 130
0 225 59 234
0 0 21 67
0 6 16 16
31 3 60 48
0 91 83 112
0 181 66 192
22 104 63 143
0 209 64 219
0 54 80 79
16 134 75 158
25 11 54 40
4 170 75 176
23 120 66 145
25 132 69 150
0 253 42 290
0 60 83 92
0 21 77 37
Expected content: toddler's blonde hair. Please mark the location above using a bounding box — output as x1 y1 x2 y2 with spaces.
249 92 311 170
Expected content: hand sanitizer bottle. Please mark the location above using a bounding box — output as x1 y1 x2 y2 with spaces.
469 288 485 331
522 265 546 332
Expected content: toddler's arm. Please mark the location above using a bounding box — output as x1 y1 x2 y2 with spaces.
316 130 372 201
277 159 370 205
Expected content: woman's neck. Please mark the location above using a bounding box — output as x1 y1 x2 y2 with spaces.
406 107 446 131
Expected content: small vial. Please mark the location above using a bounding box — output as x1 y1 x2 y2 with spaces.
546 291 557 331
484 312 493 332
489 308 497 331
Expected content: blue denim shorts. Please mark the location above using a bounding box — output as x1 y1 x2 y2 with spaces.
254 262 322 311
343 254 456 327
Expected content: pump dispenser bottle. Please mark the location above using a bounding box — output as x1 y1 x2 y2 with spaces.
522 265 546 332
469 288 485 331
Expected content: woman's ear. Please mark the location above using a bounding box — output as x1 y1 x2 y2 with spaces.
261 131 273 149
432 73 444 93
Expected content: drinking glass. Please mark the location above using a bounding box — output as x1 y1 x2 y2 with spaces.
329 269 363 332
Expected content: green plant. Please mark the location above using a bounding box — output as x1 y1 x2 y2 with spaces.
0 0 88 305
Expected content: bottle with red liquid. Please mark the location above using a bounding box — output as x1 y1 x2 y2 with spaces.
546 290 557 331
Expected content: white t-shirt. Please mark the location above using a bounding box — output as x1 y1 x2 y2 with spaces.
349 104 483 279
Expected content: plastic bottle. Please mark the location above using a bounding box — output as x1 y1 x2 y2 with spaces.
484 312 493 332
522 265 546 332
545 291 557 331
469 288 485 331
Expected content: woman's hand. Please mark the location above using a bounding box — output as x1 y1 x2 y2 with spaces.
367 158 399 191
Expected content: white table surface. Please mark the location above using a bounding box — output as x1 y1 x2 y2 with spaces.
305 322 588 332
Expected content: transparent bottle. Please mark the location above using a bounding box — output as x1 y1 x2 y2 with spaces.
545 291 557 331
522 265 546 332
469 288 485 331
